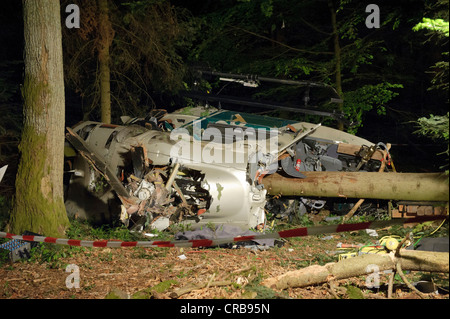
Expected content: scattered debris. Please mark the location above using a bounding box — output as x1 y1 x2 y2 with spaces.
365 229 378 237
0 165 7 183
174 224 279 248
407 237 449 253
0 231 40 263
0 240 31 263
413 281 438 294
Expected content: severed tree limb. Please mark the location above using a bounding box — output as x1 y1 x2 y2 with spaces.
393 233 428 299
328 279 340 299
261 250 449 291
396 261 427 299
342 198 365 223
342 145 390 223
387 271 395 298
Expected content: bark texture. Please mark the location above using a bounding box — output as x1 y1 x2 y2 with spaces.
263 172 449 202
10 0 69 237
97 0 114 124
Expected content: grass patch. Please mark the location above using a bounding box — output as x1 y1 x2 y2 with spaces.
131 280 179 299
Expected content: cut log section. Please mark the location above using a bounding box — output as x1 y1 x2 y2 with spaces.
263 172 449 202
262 250 449 290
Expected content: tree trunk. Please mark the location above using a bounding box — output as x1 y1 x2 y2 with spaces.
262 250 449 290
328 0 344 131
263 172 449 202
9 0 69 237
98 0 114 124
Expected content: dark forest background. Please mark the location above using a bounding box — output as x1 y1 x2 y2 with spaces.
0 0 448 198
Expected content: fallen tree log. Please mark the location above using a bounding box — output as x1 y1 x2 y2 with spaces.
263 172 449 201
261 250 449 290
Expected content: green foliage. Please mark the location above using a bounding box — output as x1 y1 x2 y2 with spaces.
151 279 179 293
415 113 449 172
412 13 449 173
22 219 146 268
345 285 364 299
428 59 449 93
28 243 83 269
413 17 449 94
0 61 21 103
63 0 199 121
243 270 289 299
343 82 403 133
187 1 416 132
274 57 314 78
58 0 448 137
66 218 141 242
0 248 10 268
416 113 450 141
260 0 274 18
131 279 179 298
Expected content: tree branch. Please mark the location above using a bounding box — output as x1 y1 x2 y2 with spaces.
227 24 334 55
300 17 333 36
262 250 449 290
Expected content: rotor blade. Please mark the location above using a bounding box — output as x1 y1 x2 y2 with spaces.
196 69 340 97
181 91 350 125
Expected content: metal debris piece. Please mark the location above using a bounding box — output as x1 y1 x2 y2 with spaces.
0 165 7 183
0 239 31 262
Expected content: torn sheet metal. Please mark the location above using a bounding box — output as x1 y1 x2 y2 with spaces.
175 224 277 248
64 106 385 231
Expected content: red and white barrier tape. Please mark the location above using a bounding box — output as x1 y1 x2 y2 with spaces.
0 216 447 249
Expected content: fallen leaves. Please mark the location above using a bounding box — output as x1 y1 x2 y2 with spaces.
0 236 448 299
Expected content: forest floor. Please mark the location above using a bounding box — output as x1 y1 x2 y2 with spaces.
0 216 448 301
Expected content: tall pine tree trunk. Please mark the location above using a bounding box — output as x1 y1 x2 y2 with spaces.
328 0 344 131
9 0 69 237
98 0 114 124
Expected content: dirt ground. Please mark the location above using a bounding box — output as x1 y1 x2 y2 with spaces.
0 230 448 301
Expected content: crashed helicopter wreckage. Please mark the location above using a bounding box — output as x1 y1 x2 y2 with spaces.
63 105 402 231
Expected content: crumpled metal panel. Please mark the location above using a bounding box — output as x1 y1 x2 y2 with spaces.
64 106 381 231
